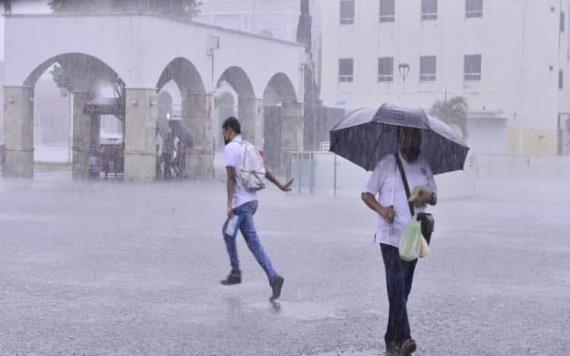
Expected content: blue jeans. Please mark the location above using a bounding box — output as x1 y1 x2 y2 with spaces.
380 243 417 347
223 200 278 285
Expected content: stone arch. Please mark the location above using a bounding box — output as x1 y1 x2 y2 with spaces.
4 53 126 179
263 73 298 106
216 66 262 146
156 57 206 94
213 87 237 149
158 91 174 122
23 53 123 94
262 73 303 173
156 58 211 179
216 66 255 99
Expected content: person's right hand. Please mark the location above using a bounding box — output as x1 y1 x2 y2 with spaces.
379 206 395 223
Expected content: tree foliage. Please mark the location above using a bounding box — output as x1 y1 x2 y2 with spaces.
49 0 201 18
429 96 469 139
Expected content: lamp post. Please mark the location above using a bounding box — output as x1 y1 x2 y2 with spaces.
398 63 410 105
398 63 410 82
207 36 221 90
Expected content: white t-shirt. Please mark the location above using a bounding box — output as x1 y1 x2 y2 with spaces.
224 135 258 209
363 152 437 247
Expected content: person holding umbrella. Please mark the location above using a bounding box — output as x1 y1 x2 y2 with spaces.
330 104 469 355
362 126 436 356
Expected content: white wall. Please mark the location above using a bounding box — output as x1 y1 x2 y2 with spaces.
318 0 566 155
4 14 305 98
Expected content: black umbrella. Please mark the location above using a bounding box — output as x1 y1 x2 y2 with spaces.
168 120 193 146
329 103 469 175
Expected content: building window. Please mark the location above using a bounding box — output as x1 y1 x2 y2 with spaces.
340 0 355 25
339 58 354 82
466 0 483 18
420 56 437 82
561 12 566 33
378 57 394 82
379 0 395 23
464 54 482 81
421 0 438 21
560 70 564 90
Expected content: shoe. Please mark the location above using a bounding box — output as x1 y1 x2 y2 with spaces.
399 339 417 356
220 274 241 286
386 341 399 354
270 276 284 301
385 341 400 355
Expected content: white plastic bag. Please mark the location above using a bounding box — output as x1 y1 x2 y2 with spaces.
399 216 422 262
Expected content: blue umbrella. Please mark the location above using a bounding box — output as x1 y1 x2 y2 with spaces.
329 103 470 174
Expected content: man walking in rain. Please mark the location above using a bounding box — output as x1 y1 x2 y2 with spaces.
361 127 437 356
220 117 293 301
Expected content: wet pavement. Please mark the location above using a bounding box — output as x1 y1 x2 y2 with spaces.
0 172 568 355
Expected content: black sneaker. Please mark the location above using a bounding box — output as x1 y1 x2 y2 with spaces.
270 276 284 301
220 274 241 286
399 339 417 356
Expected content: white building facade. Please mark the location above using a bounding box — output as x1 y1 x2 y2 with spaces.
318 0 570 156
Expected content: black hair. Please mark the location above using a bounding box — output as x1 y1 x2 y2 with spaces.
398 127 422 139
222 116 241 134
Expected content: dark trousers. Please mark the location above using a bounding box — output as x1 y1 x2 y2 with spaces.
162 153 172 180
380 243 417 347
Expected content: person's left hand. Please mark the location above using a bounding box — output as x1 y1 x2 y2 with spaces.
280 179 294 192
227 208 235 220
409 186 432 206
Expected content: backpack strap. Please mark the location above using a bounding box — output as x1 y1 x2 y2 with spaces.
395 153 415 217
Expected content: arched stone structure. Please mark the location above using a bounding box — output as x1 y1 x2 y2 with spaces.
3 14 305 181
262 73 303 172
5 53 123 179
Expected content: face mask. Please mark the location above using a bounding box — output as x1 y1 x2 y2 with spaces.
402 146 420 162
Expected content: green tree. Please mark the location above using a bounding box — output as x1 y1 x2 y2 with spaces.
49 0 201 18
429 96 469 139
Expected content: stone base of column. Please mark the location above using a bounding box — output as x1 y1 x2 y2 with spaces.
2 149 33 178
182 91 214 179
186 151 214 179
281 103 304 152
238 97 264 148
2 86 34 178
71 92 92 180
124 152 156 182
72 147 89 179
124 88 158 182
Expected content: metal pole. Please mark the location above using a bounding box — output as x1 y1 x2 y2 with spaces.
333 153 337 198
298 153 303 194
69 92 73 164
310 152 315 194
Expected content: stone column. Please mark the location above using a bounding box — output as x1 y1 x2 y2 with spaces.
2 86 34 178
281 102 304 153
124 88 158 182
238 97 264 147
182 91 214 179
72 92 92 179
